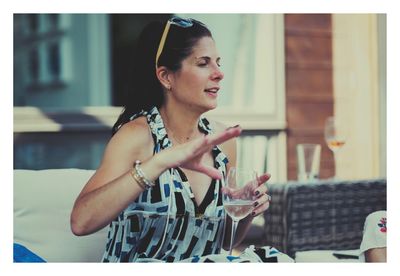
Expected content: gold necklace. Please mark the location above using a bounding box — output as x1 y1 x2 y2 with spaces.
163 121 197 145
166 127 194 145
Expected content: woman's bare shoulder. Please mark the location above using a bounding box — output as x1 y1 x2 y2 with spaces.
102 116 154 164
80 116 154 197
115 116 151 140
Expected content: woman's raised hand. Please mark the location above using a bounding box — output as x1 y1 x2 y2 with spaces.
155 126 242 179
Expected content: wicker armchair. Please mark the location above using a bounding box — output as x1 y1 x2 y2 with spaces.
263 178 386 258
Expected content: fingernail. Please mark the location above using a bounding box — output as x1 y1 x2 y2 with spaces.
251 212 256 216
255 190 260 196
226 124 240 130
254 201 259 207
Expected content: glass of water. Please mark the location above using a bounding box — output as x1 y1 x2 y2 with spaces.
222 167 258 255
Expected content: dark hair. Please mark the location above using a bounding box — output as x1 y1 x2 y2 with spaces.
112 18 212 135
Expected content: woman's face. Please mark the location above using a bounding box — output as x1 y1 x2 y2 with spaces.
168 36 224 113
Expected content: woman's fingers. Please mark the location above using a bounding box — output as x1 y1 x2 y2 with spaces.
191 127 241 158
257 173 271 185
186 126 241 157
220 186 244 198
192 163 223 179
251 173 272 216
252 172 271 196
253 193 271 208
205 126 242 148
254 185 268 197
251 193 271 217
163 126 241 179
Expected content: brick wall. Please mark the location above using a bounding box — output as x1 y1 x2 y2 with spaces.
284 14 334 180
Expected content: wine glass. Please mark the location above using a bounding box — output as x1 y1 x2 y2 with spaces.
324 116 347 178
222 167 258 256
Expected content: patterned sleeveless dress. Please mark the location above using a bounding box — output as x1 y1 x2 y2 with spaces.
102 106 293 263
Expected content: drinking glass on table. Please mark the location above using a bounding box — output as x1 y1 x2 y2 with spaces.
324 116 347 178
222 167 257 256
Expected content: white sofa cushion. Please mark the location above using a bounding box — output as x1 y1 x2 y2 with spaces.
14 169 108 262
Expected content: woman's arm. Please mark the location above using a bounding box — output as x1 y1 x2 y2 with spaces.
70 119 242 236
70 118 159 236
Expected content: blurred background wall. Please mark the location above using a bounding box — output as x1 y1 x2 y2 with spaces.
13 14 386 182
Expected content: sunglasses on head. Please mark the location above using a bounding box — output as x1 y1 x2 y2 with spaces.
155 17 195 68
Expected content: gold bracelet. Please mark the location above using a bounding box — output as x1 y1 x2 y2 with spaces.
130 168 146 190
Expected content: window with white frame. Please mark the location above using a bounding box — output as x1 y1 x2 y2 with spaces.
14 14 72 91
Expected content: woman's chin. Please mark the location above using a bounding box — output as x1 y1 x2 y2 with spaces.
209 102 218 110
203 102 218 113
189 100 218 114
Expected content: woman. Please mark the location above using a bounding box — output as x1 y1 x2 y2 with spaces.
70 16 292 263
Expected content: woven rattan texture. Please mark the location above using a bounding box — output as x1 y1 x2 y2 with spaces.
263 179 386 258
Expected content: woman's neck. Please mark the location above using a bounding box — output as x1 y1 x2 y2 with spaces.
159 104 203 144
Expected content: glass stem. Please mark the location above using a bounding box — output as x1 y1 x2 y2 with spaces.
333 151 337 180
229 219 239 256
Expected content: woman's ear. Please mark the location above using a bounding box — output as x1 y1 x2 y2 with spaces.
155 66 172 91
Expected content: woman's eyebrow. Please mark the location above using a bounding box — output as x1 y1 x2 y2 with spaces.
195 56 221 62
195 56 210 61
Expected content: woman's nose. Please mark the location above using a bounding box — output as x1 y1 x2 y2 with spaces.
211 65 224 81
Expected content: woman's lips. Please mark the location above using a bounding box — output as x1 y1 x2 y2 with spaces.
204 87 220 93
205 91 218 98
204 88 219 98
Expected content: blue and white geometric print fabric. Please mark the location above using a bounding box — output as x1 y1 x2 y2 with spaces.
132 245 295 263
102 106 229 262
102 106 294 263
180 246 294 263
